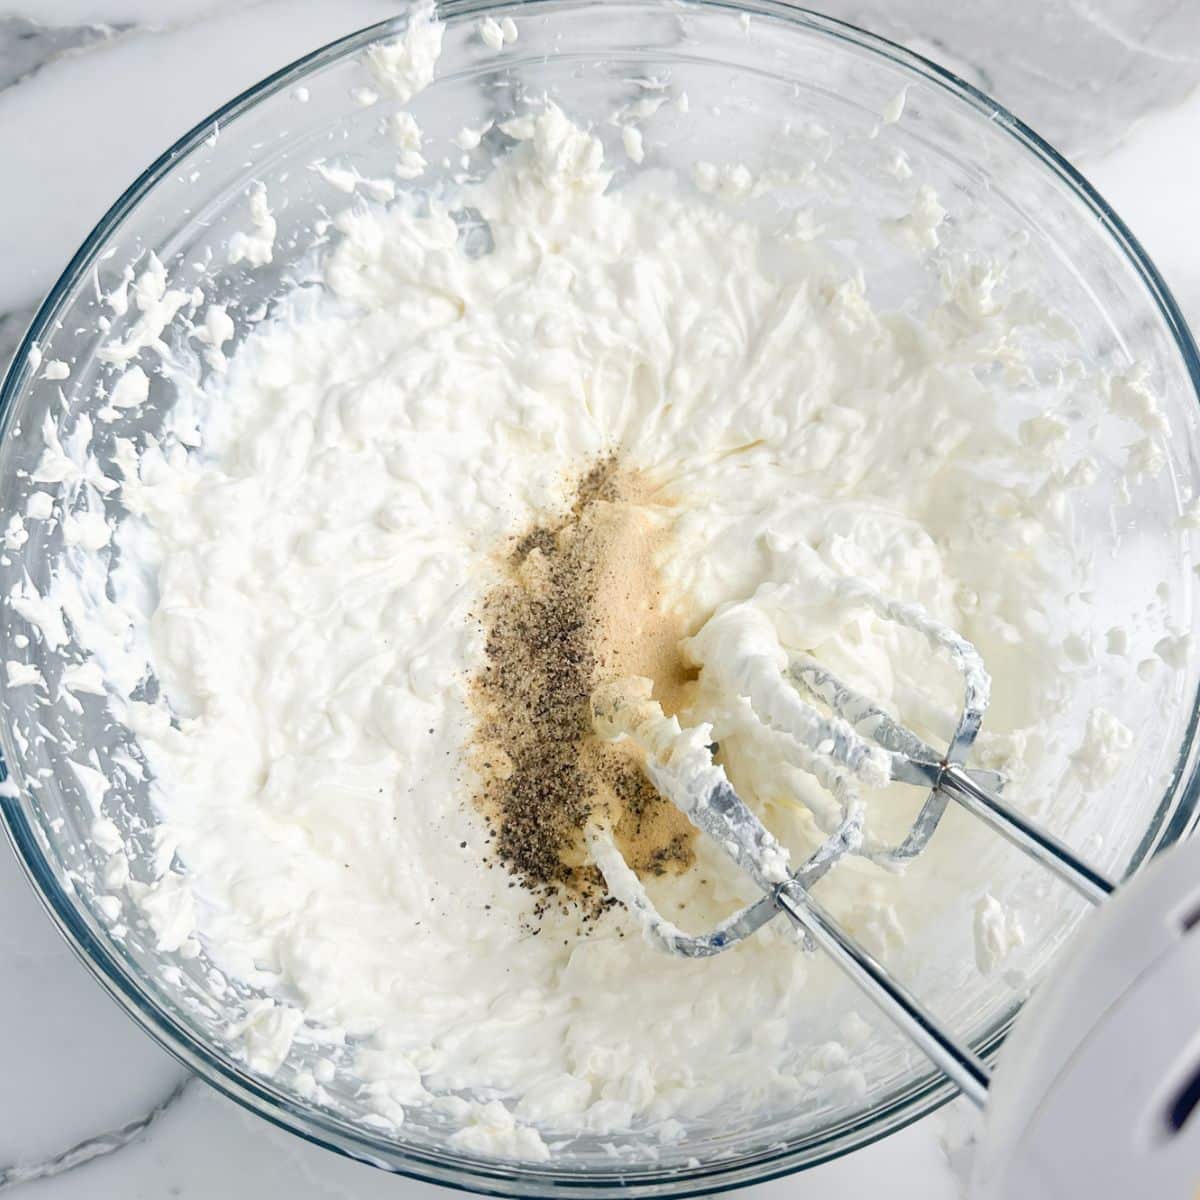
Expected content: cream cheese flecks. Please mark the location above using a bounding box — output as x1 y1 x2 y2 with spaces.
227 182 276 267
366 2 444 102
478 15 518 50
973 894 1025 975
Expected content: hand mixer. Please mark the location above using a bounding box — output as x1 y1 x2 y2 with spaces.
589 571 1200 1198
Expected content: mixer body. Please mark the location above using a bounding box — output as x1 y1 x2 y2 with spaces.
972 833 1200 1199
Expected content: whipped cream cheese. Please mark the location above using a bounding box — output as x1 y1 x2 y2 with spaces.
11 6 1186 1163
98 102 1130 1146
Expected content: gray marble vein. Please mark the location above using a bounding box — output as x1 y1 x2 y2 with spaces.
0 16 129 95
0 1076 192 1192
0 1 275 101
823 0 1200 155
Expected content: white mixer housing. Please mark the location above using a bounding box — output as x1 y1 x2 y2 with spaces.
973 832 1200 1198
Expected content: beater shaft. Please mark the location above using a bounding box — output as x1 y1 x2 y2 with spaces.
938 765 1116 905
775 879 992 1108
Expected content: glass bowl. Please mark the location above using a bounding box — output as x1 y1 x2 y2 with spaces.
3 0 1200 1195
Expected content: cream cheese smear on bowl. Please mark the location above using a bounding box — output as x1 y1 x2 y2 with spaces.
15 4 1195 1163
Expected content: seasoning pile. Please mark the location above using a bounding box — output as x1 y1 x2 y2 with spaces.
468 458 696 915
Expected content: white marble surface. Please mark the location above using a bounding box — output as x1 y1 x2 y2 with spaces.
2 2 1199 1197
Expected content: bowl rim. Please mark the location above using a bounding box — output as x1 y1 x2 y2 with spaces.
3 0 1200 1195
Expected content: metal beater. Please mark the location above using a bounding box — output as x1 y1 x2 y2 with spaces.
587 571 1116 1110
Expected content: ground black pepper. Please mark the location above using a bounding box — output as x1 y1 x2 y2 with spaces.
468 457 696 917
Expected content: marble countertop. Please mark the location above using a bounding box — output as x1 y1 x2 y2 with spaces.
2 2 1199 1197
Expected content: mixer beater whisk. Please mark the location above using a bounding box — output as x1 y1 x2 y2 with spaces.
588 572 1116 1109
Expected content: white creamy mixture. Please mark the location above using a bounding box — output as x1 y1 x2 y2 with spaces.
105 107 1111 1144
11 7 1187 1164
